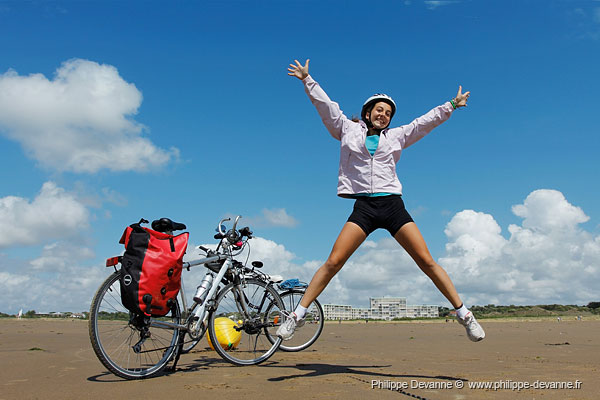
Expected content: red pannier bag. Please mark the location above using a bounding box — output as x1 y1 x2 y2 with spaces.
118 221 189 317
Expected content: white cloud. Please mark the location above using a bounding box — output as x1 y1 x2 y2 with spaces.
0 267 107 314
511 189 588 232
441 189 599 306
568 6 600 40
233 208 299 228
0 182 90 248
0 59 178 173
71 182 128 209
30 242 95 272
0 245 107 313
411 205 427 217
424 1 461 10
261 208 299 227
443 210 508 276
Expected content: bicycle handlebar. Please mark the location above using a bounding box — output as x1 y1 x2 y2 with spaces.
232 215 241 232
217 217 230 236
211 216 252 249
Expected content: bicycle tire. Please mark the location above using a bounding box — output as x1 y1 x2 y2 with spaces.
266 289 324 352
208 279 283 365
89 271 181 379
181 335 201 354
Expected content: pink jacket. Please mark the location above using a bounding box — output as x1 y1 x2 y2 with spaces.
303 75 454 198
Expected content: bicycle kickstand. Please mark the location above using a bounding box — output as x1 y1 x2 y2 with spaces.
168 332 186 372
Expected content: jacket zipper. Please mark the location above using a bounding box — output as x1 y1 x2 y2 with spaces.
365 131 384 194
363 131 372 194
370 156 374 194
365 133 377 194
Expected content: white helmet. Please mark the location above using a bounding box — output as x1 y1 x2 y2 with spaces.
361 93 397 125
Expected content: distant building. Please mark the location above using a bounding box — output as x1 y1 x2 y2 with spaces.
323 297 439 320
34 312 65 318
352 307 371 320
370 297 407 319
323 304 353 320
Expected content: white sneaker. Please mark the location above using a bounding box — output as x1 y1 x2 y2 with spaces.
276 311 305 341
457 312 485 342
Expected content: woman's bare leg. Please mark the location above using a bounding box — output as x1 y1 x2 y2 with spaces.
394 222 462 308
299 222 367 308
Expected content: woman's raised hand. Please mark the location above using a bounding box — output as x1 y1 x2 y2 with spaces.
453 85 471 108
288 59 309 80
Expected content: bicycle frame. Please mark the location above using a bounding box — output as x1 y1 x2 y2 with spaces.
152 237 258 335
150 252 230 332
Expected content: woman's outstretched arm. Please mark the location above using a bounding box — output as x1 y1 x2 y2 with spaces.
288 58 351 141
389 85 471 149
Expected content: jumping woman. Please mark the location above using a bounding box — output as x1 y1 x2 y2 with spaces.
276 59 485 342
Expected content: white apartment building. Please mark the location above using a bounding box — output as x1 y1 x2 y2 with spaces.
352 307 371 319
323 304 353 320
324 297 439 320
406 304 439 318
370 297 407 319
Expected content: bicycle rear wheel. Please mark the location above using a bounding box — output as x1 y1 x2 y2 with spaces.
89 271 181 379
208 279 283 365
267 289 324 352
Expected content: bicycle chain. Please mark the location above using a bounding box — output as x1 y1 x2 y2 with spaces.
347 375 432 400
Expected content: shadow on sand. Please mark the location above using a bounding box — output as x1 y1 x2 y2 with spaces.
262 362 467 383
89 354 467 388
87 353 230 382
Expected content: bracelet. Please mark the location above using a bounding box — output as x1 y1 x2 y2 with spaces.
450 99 457 110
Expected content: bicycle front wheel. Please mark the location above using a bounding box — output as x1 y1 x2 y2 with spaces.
89 271 181 379
208 279 283 365
267 289 324 352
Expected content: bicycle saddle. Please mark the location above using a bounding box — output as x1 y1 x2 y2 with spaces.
151 218 186 233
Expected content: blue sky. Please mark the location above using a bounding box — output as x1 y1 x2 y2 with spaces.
1 0 599 313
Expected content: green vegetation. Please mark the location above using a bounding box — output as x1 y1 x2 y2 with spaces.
439 307 451 317
391 316 446 321
97 311 130 320
468 303 600 318
587 302 600 310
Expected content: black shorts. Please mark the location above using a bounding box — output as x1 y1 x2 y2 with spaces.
347 195 414 236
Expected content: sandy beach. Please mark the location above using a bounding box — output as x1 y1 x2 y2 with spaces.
1 318 598 400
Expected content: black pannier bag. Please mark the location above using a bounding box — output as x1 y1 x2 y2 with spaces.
118 221 189 317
